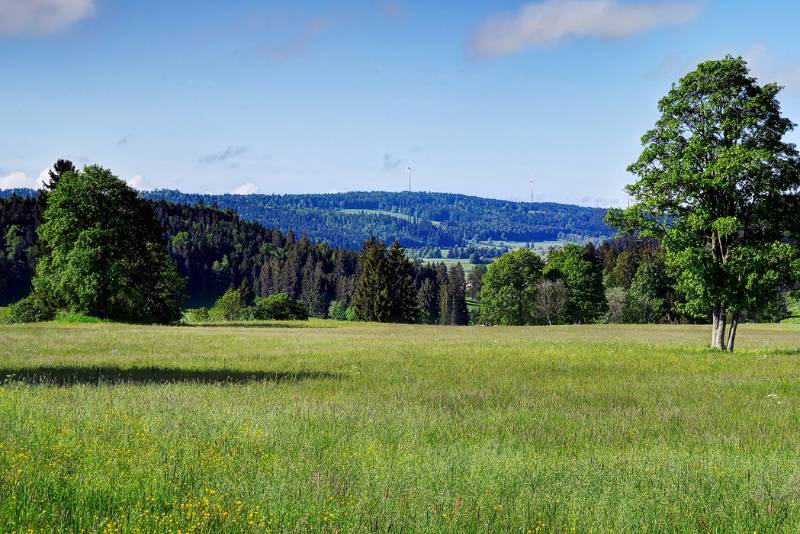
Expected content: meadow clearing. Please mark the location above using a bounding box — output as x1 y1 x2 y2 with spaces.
1 321 800 532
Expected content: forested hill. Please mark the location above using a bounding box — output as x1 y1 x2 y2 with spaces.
0 192 360 308
141 190 613 250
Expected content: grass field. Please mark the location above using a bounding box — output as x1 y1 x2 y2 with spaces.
2 321 800 532
338 209 443 227
416 257 479 273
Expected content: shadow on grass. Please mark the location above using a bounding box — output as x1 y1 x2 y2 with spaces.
0 366 342 386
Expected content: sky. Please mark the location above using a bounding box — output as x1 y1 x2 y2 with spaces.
2 0 800 207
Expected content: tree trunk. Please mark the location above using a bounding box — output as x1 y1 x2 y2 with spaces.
711 304 720 348
727 311 740 352
711 304 727 351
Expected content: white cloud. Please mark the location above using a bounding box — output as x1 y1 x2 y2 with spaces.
0 0 95 36
232 182 258 195
126 175 146 190
743 43 800 93
0 169 48 189
472 0 699 58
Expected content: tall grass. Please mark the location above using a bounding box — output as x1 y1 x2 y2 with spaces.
1 322 799 532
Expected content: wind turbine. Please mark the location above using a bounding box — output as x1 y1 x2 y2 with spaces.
407 165 412 192
529 177 534 204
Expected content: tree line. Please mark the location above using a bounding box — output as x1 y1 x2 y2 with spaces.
0 164 470 325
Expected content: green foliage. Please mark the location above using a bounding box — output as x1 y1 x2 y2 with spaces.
146 190 613 251
416 278 439 324
440 263 469 325
327 300 350 321
387 241 418 323
33 165 185 323
544 244 606 324
183 307 210 323
352 238 418 323
0 194 40 305
253 293 308 320
8 294 55 323
210 288 249 321
478 249 544 325
352 238 392 322
607 56 800 348
54 311 103 324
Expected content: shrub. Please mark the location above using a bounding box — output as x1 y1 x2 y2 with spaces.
183 307 210 323
327 300 350 321
254 293 308 320
8 295 56 323
54 311 103 324
210 288 247 321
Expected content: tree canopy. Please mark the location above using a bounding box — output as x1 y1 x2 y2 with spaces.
608 56 800 350
33 165 185 323
478 248 544 325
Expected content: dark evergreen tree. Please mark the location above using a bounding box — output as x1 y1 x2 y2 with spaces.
437 263 469 325
387 240 418 323
43 159 77 192
417 278 439 324
352 237 392 322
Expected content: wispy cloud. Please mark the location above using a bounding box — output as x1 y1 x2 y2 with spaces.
743 43 800 93
198 146 249 164
0 0 95 36
265 16 335 60
383 152 403 171
232 182 258 195
472 0 699 58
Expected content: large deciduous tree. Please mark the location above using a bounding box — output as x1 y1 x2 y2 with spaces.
33 165 185 323
478 248 544 325
608 56 800 350
543 243 606 324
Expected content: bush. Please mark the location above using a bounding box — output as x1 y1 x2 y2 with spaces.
254 293 308 320
183 307 210 323
8 295 56 323
327 300 350 321
210 288 248 321
0 307 11 324
54 311 103 324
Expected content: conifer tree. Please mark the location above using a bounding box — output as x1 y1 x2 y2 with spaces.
352 237 392 321
387 240 418 323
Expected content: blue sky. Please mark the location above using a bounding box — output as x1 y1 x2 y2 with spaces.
2 0 800 207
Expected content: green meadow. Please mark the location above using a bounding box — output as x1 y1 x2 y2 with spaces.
1 321 800 532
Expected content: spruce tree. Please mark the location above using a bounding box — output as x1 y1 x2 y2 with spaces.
446 263 469 325
387 240 418 323
352 237 392 321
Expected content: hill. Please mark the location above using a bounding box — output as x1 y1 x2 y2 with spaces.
1 188 614 252
142 190 613 251
0 193 360 308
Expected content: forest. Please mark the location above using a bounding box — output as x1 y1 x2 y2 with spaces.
142 189 613 251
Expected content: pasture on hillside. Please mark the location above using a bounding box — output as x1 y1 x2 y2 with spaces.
1 322 800 532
